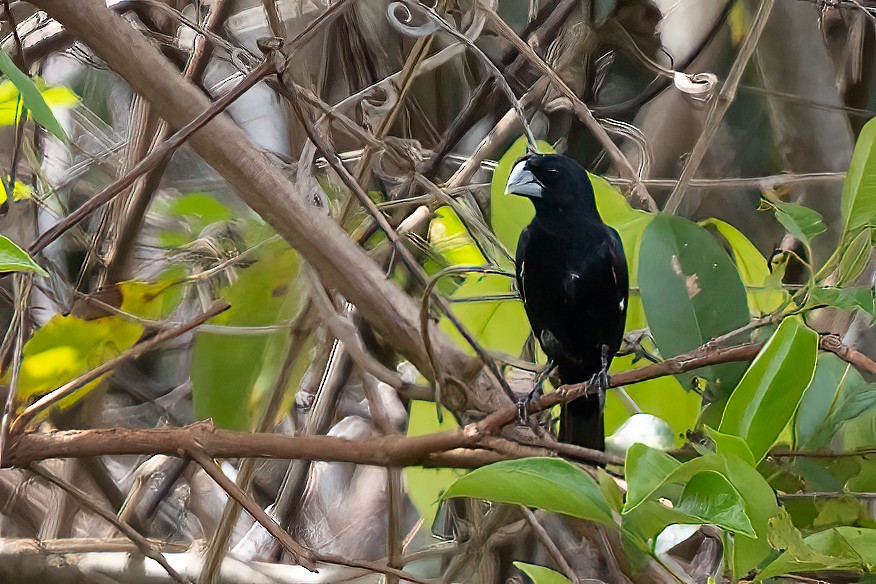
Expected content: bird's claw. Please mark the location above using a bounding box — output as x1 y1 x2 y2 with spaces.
618 329 660 364
516 398 529 425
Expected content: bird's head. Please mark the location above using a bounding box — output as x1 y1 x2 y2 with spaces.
505 154 598 216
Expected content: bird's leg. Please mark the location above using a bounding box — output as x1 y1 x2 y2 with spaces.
516 360 556 424
587 345 611 402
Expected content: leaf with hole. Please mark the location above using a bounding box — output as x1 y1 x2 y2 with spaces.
638 214 750 398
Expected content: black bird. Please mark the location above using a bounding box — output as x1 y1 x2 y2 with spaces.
507 154 628 450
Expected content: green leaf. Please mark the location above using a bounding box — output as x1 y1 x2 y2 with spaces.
701 218 786 314
490 136 555 251
438 273 530 357
705 426 756 467
842 116 876 236
191 240 300 430
623 452 779 571
623 443 681 513
809 286 875 317
765 508 851 574
513 562 571 584
9 314 142 409
0 51 68 140
719 316 818 463
428 205 487 268
443 457 614 525
0 235 47 276
638 214 751 397
796 353 876 450
676 470 756 537
763 198 826 246
404 400 464 528
757 526 876 581
837 228 874 287
0 176 33 206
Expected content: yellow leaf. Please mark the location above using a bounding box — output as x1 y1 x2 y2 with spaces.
0 78 78 126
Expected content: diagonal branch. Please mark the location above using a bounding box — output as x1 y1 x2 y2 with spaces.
27 462 188 584
27 0 480 388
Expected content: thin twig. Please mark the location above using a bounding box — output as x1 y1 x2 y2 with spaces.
187 447 315 570
478 3 657 211
27 462 189 584
663 0 775 214
28 58 278 254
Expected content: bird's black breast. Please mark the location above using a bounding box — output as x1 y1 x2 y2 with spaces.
516 220 628 384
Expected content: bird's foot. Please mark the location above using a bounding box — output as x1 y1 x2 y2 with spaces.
516 362 554 425
587 345 611 400
618 329 660 364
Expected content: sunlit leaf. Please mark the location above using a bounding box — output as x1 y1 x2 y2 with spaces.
719 316 818 462
701 218 785 314
638 214 750 397
428 205 487 268
0 53 73 139
0 235 47 276
11 315 142 409
513 562 571 584
842 115 876 236
0 176 33 206
443 457 614 525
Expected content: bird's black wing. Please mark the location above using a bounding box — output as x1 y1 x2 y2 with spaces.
606 225 629 329
515 225 531 305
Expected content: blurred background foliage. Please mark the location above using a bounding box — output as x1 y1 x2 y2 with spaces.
0 0 873 582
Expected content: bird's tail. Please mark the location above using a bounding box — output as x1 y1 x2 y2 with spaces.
559 395 605 451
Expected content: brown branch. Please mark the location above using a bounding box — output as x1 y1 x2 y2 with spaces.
474 342 765 436
5 341 768 471
28 58 278 255
13 334 867 471
819 333 876 375
28 0 478 388
187 448 314 570
27 462 188 584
